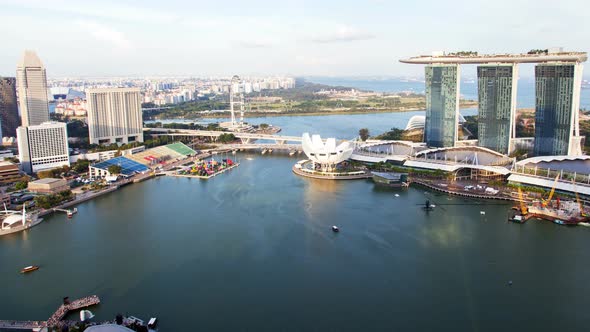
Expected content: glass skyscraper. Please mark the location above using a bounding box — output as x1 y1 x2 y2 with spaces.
534 63 583 156
477 65 517 155
425 65 459 148
0 77 21 138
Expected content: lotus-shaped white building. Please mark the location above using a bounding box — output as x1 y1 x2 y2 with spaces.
301 133 353 171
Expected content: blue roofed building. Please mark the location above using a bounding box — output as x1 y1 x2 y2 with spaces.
89 156 149 178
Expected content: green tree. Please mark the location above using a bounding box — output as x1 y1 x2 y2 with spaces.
72 159 90 173
359 128 370 141
14 181 28 190
107 165 122 175
375 128 405 140
37 170 54 179
217 133 236 143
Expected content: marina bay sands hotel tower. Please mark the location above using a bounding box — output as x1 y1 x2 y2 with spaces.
400 49 587 156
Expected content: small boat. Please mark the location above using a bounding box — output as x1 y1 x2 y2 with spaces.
578 222 590 227
289 151 296 156
480 211 486 215
21 265 39 273
148 317 158 328
553 219 578 226
509 214 525 223
261 149 267 155
80 310 95 321
422 200 435 210
332 225 339 233
394 194 400 197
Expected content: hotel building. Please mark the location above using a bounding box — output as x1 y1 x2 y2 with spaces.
17 122 70 174
477 65 518 155
533 63 584 156
86 88 144 145
424 65 460 148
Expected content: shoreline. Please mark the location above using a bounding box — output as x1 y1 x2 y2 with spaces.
148 103 479 121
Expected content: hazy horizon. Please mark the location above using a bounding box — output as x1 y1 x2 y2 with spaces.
1 0 589 78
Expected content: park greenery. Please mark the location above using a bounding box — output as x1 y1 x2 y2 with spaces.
144 122 222 131
140 79 475 120
107 165 122 175
367 161 448 178
34 190 73 209
72 159 90 173
14 181 28 191
374 128 405 140
37 165 70 179
527 49 549 55
358 128 370 141
217 133 236 143
448 51 478 56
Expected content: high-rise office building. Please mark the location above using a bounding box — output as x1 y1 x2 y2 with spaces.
424 65 460 147
17 122 70 174
0 77 21 137
16 50 50 127
86 88 144 145
477 65 518 155
533 63 584 156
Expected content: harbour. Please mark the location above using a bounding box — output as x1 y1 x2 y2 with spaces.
2 154 590 331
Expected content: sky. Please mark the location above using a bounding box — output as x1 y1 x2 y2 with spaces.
0 0 588 78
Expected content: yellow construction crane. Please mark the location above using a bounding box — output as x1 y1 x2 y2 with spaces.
517 187 528 215
572 179 587 217
542 174 560 207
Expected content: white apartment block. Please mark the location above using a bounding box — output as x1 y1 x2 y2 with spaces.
17 121 70 174
16 50 50 126
86 88 144 145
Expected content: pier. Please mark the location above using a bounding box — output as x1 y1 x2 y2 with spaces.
0 295 100 330
409 180 515 201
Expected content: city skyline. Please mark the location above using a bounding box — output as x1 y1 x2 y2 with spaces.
0 0 589 77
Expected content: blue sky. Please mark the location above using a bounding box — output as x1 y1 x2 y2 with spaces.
0 0 588 77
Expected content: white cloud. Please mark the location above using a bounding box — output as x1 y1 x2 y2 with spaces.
76 20 131 50
238 39 274 49
311 25 375 43
3 0 177 23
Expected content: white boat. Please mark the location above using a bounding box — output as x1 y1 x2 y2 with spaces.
578 222 590 227
80 310 94 321
261 149 267 155
394 194 400 197
332 225 339 232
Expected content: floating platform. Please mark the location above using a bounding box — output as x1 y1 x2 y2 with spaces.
170 163 240 179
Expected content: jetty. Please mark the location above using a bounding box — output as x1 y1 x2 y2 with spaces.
0 295 100 330
409 180 514 201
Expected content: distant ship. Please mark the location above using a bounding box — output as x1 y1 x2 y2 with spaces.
0 205 41 237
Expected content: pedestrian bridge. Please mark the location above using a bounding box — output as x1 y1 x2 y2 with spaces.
145 128 303 145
